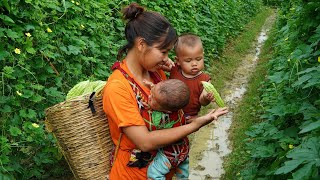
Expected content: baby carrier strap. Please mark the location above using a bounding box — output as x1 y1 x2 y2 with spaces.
110 61 159 168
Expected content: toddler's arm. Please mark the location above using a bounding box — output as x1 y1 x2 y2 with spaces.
159 58 175 72
199 85 215 106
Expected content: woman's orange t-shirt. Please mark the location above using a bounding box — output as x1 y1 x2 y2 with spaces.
103 61 168 180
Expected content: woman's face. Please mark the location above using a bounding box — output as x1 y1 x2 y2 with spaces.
141 42 174 72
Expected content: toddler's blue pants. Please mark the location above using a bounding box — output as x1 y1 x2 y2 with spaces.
147 150 189 180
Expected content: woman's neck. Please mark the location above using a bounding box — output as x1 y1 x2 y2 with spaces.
125 50 151 83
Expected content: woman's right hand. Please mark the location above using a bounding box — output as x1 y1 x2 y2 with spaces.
190 107 229 129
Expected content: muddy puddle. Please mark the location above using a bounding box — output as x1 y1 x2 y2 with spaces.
188 14 275 180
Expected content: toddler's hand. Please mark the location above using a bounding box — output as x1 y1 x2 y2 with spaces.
143 79 155 90
205 92 215 102
185 115 198 124
159 58 175 71
185 115 192 124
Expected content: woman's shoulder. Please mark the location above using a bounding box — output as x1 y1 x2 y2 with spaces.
104 70 132 93
108 69 126 81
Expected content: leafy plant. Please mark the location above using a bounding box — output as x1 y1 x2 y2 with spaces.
242 0 320 179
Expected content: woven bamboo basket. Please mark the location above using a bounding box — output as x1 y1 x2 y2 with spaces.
45 92 113 180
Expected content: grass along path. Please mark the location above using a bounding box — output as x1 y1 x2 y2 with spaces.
222 10 277 179
188 8 276 179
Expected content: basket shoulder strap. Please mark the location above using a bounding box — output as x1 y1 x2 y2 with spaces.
112 132 123 166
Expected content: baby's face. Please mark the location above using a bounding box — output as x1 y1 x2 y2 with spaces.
148 82 167 112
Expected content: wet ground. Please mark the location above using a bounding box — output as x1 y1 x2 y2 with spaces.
188 14 276 180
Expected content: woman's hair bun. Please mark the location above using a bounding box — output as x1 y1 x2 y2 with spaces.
122 2 145 21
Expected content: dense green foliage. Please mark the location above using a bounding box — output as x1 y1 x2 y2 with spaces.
0 0 262 178
263 0 284 7
241 0 320 179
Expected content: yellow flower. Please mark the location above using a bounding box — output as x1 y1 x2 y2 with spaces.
285 37 288 41
289 144 294 149
287 59 291 62
14 48 21 54
32 123 40 128
25 32 31 37
318 56 320 63
71 0 75 3
80 24 85 29
16 91 22 96
76 2 80 5
47 28 52 33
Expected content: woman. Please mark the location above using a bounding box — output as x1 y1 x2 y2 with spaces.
103 2 228 179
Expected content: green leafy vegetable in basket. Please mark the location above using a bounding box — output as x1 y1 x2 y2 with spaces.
66 80 106 100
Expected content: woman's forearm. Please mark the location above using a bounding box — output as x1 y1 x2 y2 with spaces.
123 122 199 152
122 107 228 152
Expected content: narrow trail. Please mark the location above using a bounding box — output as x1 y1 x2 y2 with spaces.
188 13 276 180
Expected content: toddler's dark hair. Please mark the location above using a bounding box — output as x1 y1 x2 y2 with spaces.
174 33 203 55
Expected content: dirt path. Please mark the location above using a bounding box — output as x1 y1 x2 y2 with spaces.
188 13 276 180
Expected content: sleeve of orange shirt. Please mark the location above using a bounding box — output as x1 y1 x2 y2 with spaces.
104 79 145 128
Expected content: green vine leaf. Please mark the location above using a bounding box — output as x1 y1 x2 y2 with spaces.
0 14 15 24
5 29 19 39
67 45 81 55
9 126 22 136
0 50 10 60
26 47 36 54
1 105 12 113
292 162 315 180
299 120 320 134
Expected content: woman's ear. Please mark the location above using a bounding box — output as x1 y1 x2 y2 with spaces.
137 37 146 52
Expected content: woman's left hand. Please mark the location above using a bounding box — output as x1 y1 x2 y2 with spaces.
190 107 229 127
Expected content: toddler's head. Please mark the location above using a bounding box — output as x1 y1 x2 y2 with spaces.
148 79 190 113
174 34 205 78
